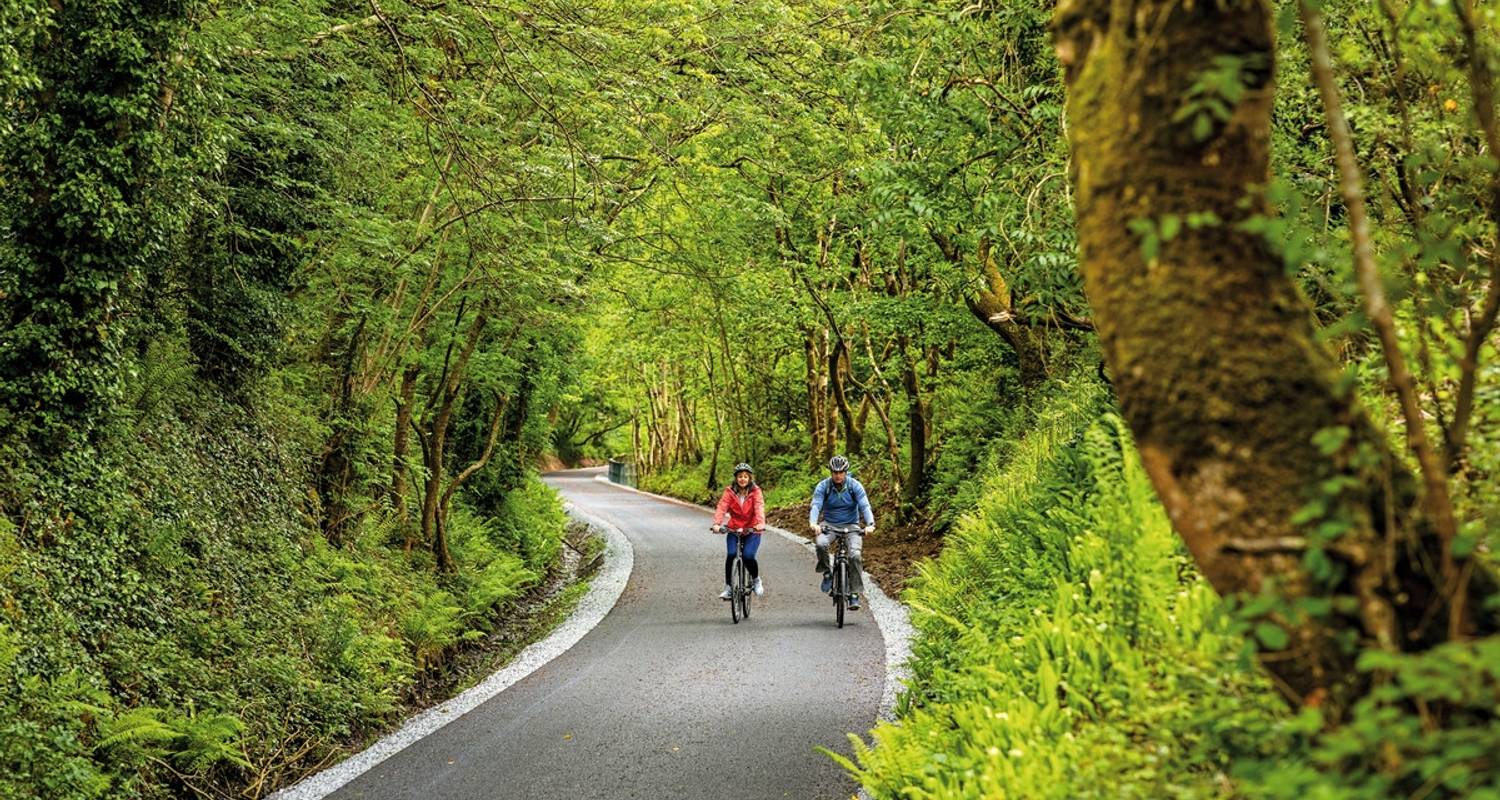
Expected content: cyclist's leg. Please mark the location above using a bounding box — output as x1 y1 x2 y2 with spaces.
845 531 866 596
814 530 832 573
724 532 739 585
815 530 835 592
741 533 761 578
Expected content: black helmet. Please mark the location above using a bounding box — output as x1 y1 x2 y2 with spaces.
733 462 754 475
828 455 850 472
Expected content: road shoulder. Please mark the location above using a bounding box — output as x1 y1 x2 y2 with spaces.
268 504 634 800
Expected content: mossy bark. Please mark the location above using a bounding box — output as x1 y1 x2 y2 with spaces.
1054 0 1494 713
932 232 1048 386
967 239 1046 386
391 363 419 524
898 337 929 507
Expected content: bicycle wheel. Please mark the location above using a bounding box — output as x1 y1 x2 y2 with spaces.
834 559 845 629
730 554 742 624
738 557 751 620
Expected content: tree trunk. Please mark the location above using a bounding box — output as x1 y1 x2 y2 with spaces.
437 391 507 540
899 339 927 508
932 232 1049 386
703 345 725 491
391 362 419 522
857 325 907 493
1053 0 1495 715
318 315 367 547
829 338 863 454
823 331 840 459
417 308 487 573
505 360 534 472
966 239 1047 386
804 328 831 467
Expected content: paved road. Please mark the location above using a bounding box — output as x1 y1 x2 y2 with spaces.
328 468 885 800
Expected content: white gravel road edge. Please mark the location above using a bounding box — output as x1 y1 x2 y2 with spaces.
267 502 634 800
590 475 913 722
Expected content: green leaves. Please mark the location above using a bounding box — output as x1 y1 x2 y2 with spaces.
1173 54 1266 142
1254 621 1290 651
1127 212 1220 262
0 1 194 445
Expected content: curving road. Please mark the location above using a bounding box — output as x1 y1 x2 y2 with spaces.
325 468 885 800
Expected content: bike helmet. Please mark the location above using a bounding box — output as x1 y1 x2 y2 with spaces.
733 462 754 475
828 455 850 472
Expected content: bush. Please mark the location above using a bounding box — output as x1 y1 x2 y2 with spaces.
1235 640 1500 799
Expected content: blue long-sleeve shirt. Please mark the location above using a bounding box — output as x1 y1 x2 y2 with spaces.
809 476 874 527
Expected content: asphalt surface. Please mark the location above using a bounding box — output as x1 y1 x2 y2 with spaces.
328 468 885 800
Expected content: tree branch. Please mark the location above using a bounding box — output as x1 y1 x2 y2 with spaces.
1302 0 1462 624
1447 0 1500 472
441 391 507 510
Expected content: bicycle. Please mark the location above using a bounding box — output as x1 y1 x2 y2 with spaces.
715 527 754 623
821 523 861 629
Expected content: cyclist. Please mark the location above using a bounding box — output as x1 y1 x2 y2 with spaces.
712 462 766 600
808 455 874 610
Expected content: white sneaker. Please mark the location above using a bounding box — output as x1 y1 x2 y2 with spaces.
718 585 732 600
753 578 764 597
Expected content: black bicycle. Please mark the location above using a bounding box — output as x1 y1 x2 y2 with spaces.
717 527 753 623
822 523 861 628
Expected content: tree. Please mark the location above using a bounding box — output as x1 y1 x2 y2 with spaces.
1053 0 1497 715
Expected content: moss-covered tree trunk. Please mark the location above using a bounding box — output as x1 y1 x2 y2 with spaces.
899 338 928 508
1053 0 1495 713
391 363 419 522
932 232 1048 386
804 328 833 467
829 339 863 455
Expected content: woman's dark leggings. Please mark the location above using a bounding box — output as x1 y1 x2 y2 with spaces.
724 531 762 583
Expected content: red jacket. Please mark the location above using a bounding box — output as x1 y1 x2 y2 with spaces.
713 485 765 531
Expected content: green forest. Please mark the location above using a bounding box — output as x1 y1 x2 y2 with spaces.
2 0 1498 797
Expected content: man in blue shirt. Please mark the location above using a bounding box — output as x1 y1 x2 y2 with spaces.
808 455 875 610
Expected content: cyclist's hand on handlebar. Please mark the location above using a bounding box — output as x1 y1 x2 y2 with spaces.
711 524 721 533
863 525 875 534
809 523 821 535
753 524 765 532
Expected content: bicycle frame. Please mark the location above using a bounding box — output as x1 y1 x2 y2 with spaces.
820 523 861 629
718 527 754 623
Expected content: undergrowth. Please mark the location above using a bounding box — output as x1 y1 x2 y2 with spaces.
0 382 570 799
835 378 1291 798
838 375 1500 798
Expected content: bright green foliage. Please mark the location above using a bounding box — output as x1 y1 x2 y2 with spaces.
482 478 570 574
2 0 1499 797
837 375 1291 798
582 0 1090 522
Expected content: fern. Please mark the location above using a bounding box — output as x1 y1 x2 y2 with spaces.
173 709 251 772
846 379 1287 798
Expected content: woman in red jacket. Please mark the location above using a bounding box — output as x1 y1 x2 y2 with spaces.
712 462 766 599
